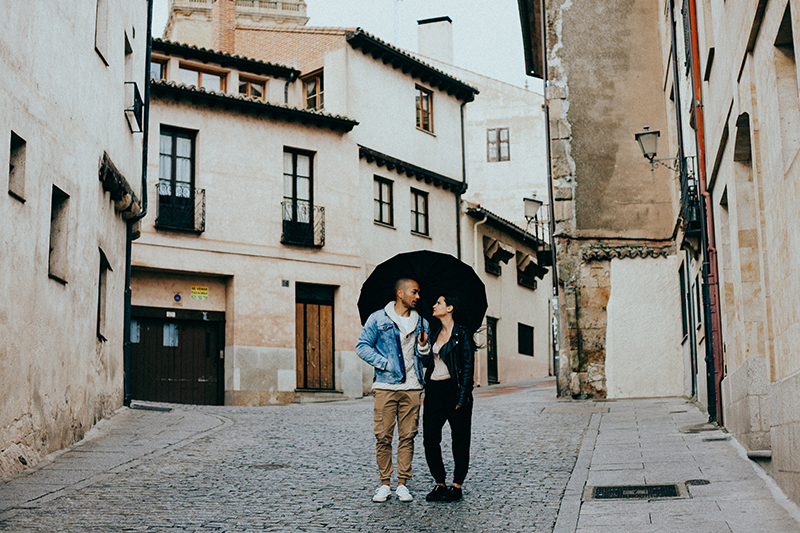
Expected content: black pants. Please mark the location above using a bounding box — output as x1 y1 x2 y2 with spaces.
423 379 473 485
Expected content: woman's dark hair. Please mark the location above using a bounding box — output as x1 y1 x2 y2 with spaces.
440 294 483 350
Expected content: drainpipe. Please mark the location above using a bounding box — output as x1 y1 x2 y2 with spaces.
457 100 469 260
123 0 154 406
687 0 723 423
472 212 488 271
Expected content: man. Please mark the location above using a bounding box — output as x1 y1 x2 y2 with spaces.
356 278 430 503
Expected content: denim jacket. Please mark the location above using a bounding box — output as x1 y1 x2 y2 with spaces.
356 308 430 385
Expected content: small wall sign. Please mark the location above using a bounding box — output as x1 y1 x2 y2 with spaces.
191 286 209 300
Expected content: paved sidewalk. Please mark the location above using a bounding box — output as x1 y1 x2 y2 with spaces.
554 397 800 532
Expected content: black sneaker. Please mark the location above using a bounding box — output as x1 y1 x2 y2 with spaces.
442 486 463 502
426 485 448 502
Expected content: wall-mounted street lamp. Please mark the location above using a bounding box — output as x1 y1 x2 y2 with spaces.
635 126 682 180
524 195 544 249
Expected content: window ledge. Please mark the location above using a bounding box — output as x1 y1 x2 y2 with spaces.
416 127 436 137
411 231 431 240
374 221 396 230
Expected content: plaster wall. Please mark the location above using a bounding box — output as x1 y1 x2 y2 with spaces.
0 0 146 478
461 219 552 387
606 256 684 398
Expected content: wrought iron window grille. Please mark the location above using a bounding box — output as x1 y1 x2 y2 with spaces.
155 180 205 233
281 200 324 247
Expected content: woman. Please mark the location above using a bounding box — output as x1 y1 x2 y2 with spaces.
417 294 475 502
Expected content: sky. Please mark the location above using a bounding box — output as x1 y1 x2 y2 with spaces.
151 0 540 90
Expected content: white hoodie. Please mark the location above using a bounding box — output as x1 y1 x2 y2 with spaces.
372 301 423 391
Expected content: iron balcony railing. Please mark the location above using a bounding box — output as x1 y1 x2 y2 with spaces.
680 156 701 237
155 180 206 233
281 200 324 247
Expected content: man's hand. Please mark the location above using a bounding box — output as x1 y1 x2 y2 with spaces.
417 329 428 346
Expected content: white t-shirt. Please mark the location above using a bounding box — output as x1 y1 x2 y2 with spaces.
372 302 422 391
430 343 452 381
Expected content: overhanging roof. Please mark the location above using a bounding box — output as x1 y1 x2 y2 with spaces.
358 145 466 194
151 79 358 133
152 38 299 80
466 204 541 247
345 29 479 102
518 0 545 79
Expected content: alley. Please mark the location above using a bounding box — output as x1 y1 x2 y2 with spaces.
0 380 583 532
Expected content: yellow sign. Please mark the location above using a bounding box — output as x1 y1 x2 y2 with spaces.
191 286 209 300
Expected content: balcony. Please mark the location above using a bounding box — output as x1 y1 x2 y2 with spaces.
680 157 702 238
281 200 324 247
155 180 206 233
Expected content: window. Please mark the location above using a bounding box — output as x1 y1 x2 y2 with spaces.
94 0 109 65
374 177 393 226
157 127 197 231
150 59 166 80
49 185 70 284
410 189 429 236
97 248 112 342
416 86 433 132
282 148 320 246
694 276 702 329
303 71 324 110
518 323 534 356
483 236 514 276
179 66 225 92
239 77 265 100
488 128 510 162
516 252 538 290
8 131 26 202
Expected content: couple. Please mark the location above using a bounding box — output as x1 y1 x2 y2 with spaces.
355 278 475 503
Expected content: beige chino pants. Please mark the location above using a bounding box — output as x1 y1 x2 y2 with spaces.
372 389 422 484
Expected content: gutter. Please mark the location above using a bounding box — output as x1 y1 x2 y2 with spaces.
123 0 154 406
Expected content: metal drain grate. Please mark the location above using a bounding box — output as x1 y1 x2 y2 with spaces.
583 483 689 501
686 479 711 486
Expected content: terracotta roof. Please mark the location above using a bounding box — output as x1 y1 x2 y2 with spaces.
152 38 298 79
358 145 466 194
345 29 479 102
465 203 540 245
150 79 358 132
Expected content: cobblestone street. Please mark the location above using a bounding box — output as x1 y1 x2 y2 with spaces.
0 379 587 532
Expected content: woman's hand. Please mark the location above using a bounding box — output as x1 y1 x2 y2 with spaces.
417 329 428 346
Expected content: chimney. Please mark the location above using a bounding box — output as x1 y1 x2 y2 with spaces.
417 16 453 65
212 0 236 54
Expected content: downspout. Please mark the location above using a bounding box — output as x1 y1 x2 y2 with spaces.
687 0 723 423
457 100 469 260
472 211 487 386
538 0 561 395
123 0 154 406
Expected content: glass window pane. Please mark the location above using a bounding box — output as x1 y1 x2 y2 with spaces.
487 129 497 142
297 177 310 201
176 157 191 184
306 79 316 98
374 179 380 200
375 198 381 221
284 174 292 198
176 137 191 158
284 152 293 175
239 81 248 94
160 134 172 156
202 73 222 92
298 200 310 223
488 143 498 161
159 154 171 181
131 319 140 343
178 68 198 87
251 83 263 98
499 128 509 142
150 62 163 79
500 143 509 160
383 203 390 223
163 323 179 347
297 154 310 177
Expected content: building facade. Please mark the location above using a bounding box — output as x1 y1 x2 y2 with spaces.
131 0 480 405
0 0 148 478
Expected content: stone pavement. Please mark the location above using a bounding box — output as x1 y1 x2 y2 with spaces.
0 381 798 532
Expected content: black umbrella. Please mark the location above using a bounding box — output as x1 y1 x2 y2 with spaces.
358 250 488 332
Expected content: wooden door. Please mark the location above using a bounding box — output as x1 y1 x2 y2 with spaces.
295 302 335 390
295 283 336 391
487 317 499 384
130 308 224 405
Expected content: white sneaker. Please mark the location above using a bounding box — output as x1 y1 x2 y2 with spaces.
373 484 391 502
396 484 413 502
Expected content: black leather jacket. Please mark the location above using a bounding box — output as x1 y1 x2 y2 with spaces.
422 323 475 406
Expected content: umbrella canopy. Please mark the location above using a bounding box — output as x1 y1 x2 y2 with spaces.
358 250 488 332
